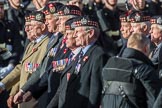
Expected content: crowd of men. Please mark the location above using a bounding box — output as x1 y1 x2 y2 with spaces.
0 0 162 108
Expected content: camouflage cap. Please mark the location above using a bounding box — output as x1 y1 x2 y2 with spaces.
71 16 99 28
150 16 162 25
43 2 64 15
30 11 45 23
57 5 82 16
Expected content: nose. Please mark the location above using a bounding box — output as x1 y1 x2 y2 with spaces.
149 29 152 34
45 20 48 25
73 31 78 38
130 27 134 32
25 26 30 31
56 18 60 25
120 26 123 31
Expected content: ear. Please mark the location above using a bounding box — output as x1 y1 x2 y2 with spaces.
41 24 46 31
143 24 148 32
88 29 95 38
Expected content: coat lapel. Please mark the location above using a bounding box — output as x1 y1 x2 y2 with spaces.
67 45 97 85
46 33 63 54
22 36 49 62
60 55 79 80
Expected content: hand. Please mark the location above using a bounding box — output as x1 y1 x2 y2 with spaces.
13 90 24 104
7 96 14 108
23 91 32 102
0 64 14 79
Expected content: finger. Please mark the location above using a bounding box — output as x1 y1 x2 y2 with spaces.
15 97 23 104
7 100 13 108
13 97 19 104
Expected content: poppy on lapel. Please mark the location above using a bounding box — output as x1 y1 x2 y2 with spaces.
32 48 38 53
83 56 88 62
67 73 71 81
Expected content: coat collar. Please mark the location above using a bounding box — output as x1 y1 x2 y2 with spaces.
67 44 97 85
121 48 154 66
46 33 63 53
22 36 49 62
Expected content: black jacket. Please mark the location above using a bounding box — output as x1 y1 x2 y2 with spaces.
101 48 161 108
47 43 109 108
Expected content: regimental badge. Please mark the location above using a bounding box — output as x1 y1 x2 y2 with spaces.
81 18 88 25
49 4 56 13
157 17 162 25
52 58 68 72
134 13 141 22
64 7 70 14
36 13 42 21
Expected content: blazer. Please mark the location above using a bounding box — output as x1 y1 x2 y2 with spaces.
1 33 50 108
47 43 109 108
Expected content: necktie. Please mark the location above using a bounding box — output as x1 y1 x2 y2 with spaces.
78 50 83 63
152 47 158 57
47 35 55 48
68 52 74 65
74 50 83 74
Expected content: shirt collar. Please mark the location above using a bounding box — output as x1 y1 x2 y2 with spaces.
82 42 94 55
35 32 48 43
157 42 162 49
72 47 82 56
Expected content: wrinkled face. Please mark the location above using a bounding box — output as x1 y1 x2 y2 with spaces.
45 14 58 33
56 16 70 34
73 27 89 47
131 0 145 10
131 23 142 34
0 4 4 19
31 20 44 37
68 0 83 10
120 22 132 39
150 24 162 44
25 22 31 33
25 22 35 41
103 0 117 6
65 30 76 49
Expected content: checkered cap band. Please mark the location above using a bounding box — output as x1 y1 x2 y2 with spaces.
150 16 162 25
57 5 82 16
72 16 99 28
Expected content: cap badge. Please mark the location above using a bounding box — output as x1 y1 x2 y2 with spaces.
135 13 141 22
157 17 162 25
49 5 56 13
81 18 88 25
36 13 42 20
64 7 70 14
